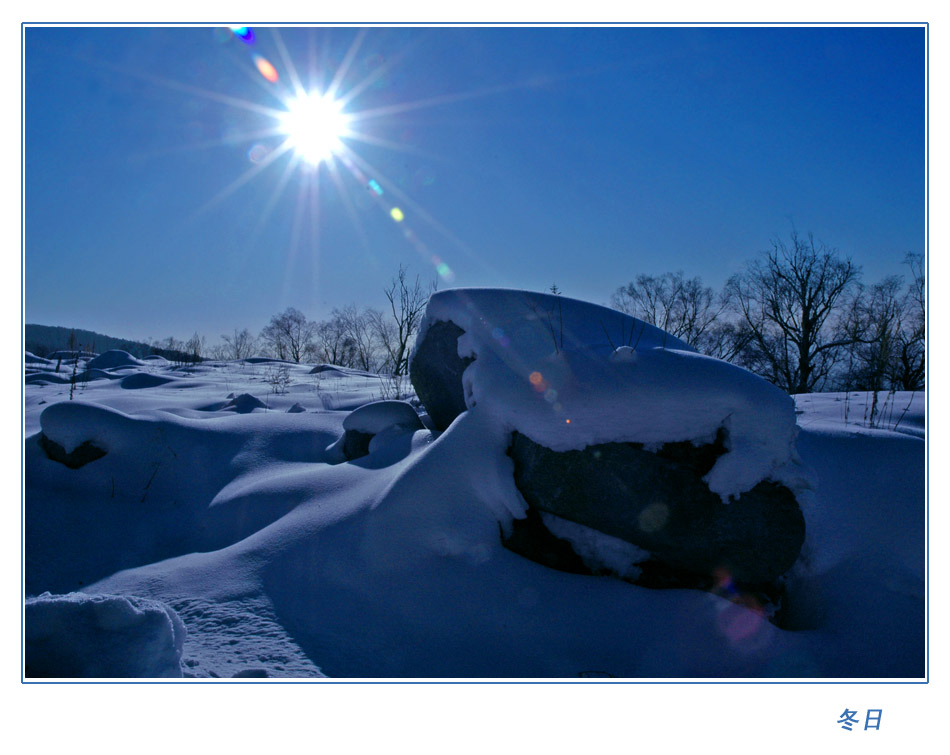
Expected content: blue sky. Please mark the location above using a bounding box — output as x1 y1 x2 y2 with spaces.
24 25 924 344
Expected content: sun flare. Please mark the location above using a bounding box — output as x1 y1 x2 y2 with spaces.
278 91 350 166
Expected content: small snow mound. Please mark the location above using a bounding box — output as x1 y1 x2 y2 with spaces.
87 350 144 369
231 668 270 678
609 346 637 363
287 403 307 413
120 372 178 389
343 400 423 435
25 351 53 365
246 357 296 364
25 592 186 677
309 364 352 376
224 393 267 413
25 372 71 385
40 401 134 455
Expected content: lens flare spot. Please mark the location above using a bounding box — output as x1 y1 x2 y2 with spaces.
230 27 255 44
529 371 543 386
565 418 572 424
638 502 669 533
247 143 270 163
436 262 454 281
544 388 558 403
368 179 383 196
717 602 766 645
253 54 279 83
390 207 405 222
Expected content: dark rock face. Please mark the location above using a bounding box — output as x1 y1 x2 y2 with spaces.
507 430 805 586
39 434 107 469
408 320 474 432
342 429 375 461
223 393 267 413
502 507 592 576
339 401 425 461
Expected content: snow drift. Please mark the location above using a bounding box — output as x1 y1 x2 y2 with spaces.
22 290 924 678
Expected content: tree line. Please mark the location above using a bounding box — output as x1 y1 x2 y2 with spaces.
199 264 434 376
31 233 922 397
610 232 924 394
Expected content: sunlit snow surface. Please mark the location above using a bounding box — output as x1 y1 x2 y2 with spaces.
23 339 924 678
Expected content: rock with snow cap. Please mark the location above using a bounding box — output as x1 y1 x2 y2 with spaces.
339 400 424 460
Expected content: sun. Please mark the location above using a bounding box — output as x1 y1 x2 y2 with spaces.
278 91 351 166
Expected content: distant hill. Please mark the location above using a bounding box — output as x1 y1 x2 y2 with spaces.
25 324 194 363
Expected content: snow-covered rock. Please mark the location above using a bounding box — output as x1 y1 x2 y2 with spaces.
339 400 424 460
25 592 186 677
412 288 804 500
410 288 807 586
223 393 267 413
87 350 144 369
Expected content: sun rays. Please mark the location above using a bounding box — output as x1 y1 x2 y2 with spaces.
277 91 351 166
131 27 553 289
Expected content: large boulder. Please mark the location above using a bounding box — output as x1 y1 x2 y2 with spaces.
507 430 805 586
408 320 474 431
409 289 807 590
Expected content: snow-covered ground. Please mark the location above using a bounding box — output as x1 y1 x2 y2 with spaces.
22 323 925 679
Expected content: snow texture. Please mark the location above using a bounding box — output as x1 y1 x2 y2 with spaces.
22 293 924 678
25 592 186 677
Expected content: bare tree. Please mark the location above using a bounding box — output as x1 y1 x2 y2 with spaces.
334 305 381 371
185 332 205 363
260 307 316 363
892 252 925 390
726 232 861 394
221 328 257 361
842 276 905 391
373 264 435 376
611 271 732 355
314 313 358 367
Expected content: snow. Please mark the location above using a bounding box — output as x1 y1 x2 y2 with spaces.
25 351 53 365
22 292 924 679
342 400 422 434
539 512 650 579
87 349 144 369
25 592 186 677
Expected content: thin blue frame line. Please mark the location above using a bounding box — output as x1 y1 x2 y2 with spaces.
924 20 930 685
20 22 930 27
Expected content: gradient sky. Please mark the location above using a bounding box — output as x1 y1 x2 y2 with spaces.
24 25 925 345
